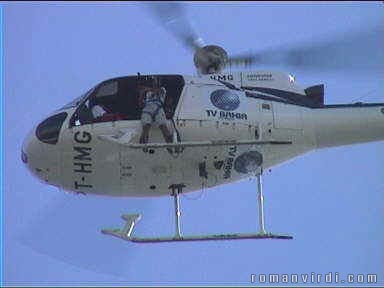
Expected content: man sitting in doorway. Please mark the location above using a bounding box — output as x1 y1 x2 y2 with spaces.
138 77 173 145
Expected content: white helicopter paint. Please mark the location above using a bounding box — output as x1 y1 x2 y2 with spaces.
21 67 384 243
22 70 384 200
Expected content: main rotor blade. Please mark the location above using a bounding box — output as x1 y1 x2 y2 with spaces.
144 2 205 51
229 25 384 72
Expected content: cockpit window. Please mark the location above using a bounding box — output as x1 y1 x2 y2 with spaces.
60 87 95 110
95 81 118 98
60 95 84 110
36 112 68 144
70 75 184 127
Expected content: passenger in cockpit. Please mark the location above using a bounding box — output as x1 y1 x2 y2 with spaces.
138 77 173 145
91 104 107 119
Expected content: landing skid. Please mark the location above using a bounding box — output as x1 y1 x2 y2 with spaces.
103 228 292 243
102 175 293 243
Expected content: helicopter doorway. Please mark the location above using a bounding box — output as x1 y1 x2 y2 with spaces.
69 75 185 143
69 75 184 126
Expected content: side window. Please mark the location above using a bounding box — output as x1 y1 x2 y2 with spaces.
88 80 123 123
59 87 95 110
71 80 122 126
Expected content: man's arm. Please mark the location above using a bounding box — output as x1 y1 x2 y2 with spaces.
160 87 166 97
138 87 150 108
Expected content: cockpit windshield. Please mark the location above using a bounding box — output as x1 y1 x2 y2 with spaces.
60 87 95 110
70 75 184 127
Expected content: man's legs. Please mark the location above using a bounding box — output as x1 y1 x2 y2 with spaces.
140 124 151 144
159 124 173 143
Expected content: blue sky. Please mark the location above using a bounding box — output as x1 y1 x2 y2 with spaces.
4 1 384 286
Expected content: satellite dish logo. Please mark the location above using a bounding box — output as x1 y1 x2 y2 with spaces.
234 151 263 174
210 89 240 111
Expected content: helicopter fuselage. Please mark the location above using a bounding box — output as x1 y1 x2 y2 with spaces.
22 71 384 197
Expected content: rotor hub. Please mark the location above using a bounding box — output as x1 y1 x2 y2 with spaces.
193 45 228 75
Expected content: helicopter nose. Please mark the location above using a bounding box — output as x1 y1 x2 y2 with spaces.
22 129 60 187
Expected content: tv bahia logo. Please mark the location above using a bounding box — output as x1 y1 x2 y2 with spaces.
210 89 240 111
207 89 247 120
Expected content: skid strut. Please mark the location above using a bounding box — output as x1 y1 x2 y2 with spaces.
101 175 293 243
256 173 266 235
169 184 186 239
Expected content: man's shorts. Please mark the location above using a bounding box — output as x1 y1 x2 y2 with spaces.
141 104 167 126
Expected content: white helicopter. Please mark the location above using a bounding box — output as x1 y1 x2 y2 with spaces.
21 3 384 243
